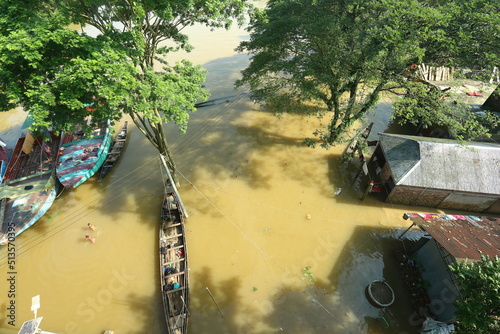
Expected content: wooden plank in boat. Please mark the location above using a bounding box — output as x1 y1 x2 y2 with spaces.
165 223 182 228
163 233 183 239
166 245 185 251
166 271 185 279
166 286 186 295
164 258 185 265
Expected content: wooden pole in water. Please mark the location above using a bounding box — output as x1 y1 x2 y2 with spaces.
398 221 416 240
205 287 224 317
181 296 190 316
360 181 374 201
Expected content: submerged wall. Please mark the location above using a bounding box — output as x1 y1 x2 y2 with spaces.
413 239 459 323
387 185 500 214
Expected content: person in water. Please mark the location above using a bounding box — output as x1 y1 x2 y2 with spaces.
87 223 97 231
85 234 96 243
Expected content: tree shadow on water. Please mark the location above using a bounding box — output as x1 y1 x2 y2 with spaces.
243 225 422 334
188 265 245 334
326 225 422 334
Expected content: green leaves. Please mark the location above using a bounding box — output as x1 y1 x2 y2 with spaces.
238 0 500 148
237 0 438 147
450 256 500 333
1 0 253 173
392 81 498 141
0 26 138 132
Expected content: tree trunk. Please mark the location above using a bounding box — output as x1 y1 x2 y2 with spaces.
129 111 179 186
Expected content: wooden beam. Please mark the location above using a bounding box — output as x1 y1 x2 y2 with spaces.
166 271 185 279
164 258 185 265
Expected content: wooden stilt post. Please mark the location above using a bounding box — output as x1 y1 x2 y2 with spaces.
398 222 416 240
353 162 365 184
360 182 374 201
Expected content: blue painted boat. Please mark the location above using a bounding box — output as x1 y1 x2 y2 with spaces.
0 132 60 245
56 124 112 188
0 138 9 182
0 174 57 245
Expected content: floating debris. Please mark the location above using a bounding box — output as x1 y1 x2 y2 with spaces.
303 266 315 282
306 214 312 220
334 188 342 195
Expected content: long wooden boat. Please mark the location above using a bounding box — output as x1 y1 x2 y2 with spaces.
0 132 60 245
56 123 112 188
0 138 9 182
159 167 189 334
98 121 128 182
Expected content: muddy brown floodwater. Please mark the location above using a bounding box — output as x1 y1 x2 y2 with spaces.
0 3 440 334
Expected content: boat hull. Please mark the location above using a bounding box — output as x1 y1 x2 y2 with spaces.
0 138 8 182
98 121 128 182
0 174 57 245
56 129 112 188
160 184 189 334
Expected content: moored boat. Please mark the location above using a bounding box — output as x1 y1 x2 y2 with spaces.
98 121 128 182
56 122 112 188
0 138 9 182
0 131 61 245
159 157 189 334
0 174 57 245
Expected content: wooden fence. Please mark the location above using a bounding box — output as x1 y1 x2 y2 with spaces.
418 64 500 83
418 64 454 82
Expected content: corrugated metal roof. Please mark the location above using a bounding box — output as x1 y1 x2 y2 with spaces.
379 134 500 194
403 213 500 261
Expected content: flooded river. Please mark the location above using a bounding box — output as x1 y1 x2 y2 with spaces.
1 2 435 333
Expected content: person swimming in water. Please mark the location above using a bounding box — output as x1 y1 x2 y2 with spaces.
85 234 96 243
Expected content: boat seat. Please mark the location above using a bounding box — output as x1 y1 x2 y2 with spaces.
164 233 183 239
166 286 186 294
165 271 185 279
164 258 185 265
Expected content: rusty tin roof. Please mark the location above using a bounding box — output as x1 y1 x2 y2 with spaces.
403 213 500 261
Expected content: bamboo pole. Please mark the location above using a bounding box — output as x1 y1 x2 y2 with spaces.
181 296 190 316
490 67 499 84
206 287 224 317
398 221 416 240
160 154 189 218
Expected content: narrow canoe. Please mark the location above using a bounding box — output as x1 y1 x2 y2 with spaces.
160 180 189 334
98 121 128 182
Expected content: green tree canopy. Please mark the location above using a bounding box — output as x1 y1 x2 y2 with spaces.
236 0 500 148
450 255 500 333
392 82 499 141
0 0 253 174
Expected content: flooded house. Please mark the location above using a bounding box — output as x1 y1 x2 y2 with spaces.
368 133 500 214
399 213 500 324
